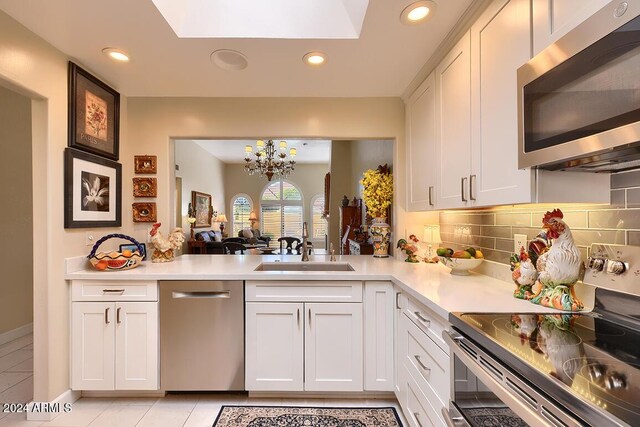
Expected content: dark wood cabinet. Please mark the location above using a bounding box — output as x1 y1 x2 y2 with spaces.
348 239 373 255
339 205 362 255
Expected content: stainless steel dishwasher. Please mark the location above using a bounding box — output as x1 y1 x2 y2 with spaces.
160 280 244 391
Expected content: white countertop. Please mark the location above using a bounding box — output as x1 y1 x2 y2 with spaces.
66 254 568 319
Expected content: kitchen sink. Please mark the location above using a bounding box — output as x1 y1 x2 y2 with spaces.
254 262 355 272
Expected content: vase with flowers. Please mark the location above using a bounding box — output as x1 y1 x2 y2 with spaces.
360 165 393 258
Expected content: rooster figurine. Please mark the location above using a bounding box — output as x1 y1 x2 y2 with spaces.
149 222 185 263
397 235 420 263
530 209 584 311
510 246 538 300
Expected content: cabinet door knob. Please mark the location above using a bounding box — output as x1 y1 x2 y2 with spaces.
105 307 110 324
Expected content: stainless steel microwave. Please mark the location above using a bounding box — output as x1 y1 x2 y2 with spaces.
518 1 640 172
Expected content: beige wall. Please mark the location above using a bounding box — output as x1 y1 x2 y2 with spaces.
348 139 394 197
175 140 226 238
224 163 328 245
0 85 33 336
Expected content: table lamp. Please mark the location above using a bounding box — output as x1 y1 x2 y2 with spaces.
249 211 258 229
216 213 228 235
423 225 442 263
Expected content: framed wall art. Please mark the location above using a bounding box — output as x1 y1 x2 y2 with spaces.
133 177 157 197
132 202 157 222
64 148 122 228
134 155 157 174
68 62 120 160
191 191 212 228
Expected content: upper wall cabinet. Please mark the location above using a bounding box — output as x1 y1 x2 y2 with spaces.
435 31 472 209
532 0 610 55
406 72 437 211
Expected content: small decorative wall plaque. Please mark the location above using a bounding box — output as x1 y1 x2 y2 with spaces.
134 155 157 174
133 177 157 197
132 202 157 222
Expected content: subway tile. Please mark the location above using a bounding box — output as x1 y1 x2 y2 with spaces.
496 212 531 227
480 225 512 239
478 237 495 249
480 249 512 264
610 189 626 208
626 188 640 208
588 210 640 230
572 229 626 246
439 213 469 224
530 210 587 229
628 231 640 246
578 246 589 263
611 170 640 189
468 213 495 225
512 227 543 240
496 238 514 252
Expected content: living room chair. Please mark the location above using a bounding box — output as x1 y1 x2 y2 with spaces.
223 242 247 254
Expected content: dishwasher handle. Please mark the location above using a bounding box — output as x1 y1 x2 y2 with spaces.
172 290 231 299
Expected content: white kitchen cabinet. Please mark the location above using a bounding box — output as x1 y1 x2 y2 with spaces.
406 72 438 211
364 282 395 391
71 301 158 390
245 302 304 391
532 0 610 56
435 30 472 209
305 303 363 391
245 281 365 392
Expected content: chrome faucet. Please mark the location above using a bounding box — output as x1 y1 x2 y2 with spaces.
330 243 336 262
301 222 310 262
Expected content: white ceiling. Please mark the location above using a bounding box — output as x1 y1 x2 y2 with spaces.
189 139 331 164
151 0 369 39
0 0 473 97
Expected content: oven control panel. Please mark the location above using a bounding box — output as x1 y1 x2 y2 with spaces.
583 244 640 295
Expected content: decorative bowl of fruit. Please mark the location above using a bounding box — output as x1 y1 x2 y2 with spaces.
436 247 484 275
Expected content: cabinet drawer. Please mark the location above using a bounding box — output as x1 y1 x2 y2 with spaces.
401 314 450 408
246 281 363 302
403 364 446 427
71 280 158 302
403 296 448 352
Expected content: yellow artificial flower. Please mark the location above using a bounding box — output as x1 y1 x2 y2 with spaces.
360 169 393 218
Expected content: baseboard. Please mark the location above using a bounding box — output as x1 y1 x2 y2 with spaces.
0 323 33 346
26 389 81 422
81 390 166 398
248 391 396 399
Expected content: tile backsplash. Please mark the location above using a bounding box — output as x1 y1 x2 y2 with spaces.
439 170 640 265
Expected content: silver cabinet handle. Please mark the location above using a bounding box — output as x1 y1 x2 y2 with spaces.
413 412 424 427
414 311 431 326
172 291 230 299
442 406 469 427
461 177 468 202
414 355 431 373
395 292 401 309
116 307 122 324
428 186 434 206
297 308 300 326
469 174 476 201
308 308 311 326
103 289 125 294
105 307 110 324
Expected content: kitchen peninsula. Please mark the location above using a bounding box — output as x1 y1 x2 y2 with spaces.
65 255 570 427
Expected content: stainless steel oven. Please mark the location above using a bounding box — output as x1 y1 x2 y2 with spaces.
518 1 640 172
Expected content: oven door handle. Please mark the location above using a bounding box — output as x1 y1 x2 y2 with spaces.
442 404 470 427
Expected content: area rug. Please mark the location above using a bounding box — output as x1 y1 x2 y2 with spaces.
462 406 527 427
212 406 403 427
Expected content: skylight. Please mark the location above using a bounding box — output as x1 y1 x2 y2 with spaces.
152 0 370 39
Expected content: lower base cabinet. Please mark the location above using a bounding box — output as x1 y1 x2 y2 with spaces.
71 301 158 390
245 301 363 392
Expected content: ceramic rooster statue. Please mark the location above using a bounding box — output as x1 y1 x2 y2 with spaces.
530 209 584 311
149 222 185 263
511 247 538 300
397 235 420 263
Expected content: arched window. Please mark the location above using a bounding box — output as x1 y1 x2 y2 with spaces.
310 194 327 247
260 180 303 240
231 194 253 237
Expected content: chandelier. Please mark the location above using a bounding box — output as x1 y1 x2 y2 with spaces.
244 139 297 181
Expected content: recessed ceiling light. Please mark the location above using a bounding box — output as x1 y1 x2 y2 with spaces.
303 51 327 67
210 49 248 71
102 48 130 62
400 1 437 24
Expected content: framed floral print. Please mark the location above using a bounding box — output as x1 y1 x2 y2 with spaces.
132 203 157 222
68 62 120 160
134 155 157 174
64 148 122 228
191 191 212 228
133 177 157 197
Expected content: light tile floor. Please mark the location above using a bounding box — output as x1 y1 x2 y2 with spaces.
2 394 403 427
0 334 34 425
